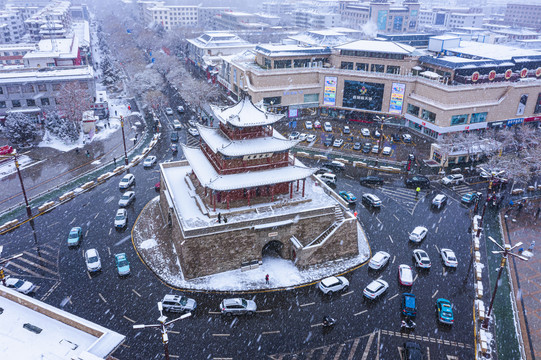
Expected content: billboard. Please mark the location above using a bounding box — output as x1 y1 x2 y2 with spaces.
323 76 337 106
516 94 528 116
389 83 406 114
377 11 388 30
343 81 385 111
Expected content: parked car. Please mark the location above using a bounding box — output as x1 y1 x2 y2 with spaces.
339 191 357 203
173 119 182 130
188 127 200 137
5 277 36 294
405 176 430 188
315 167 334 175
409 226 428 243
143 156 157 167
314 120 321 129
361 128 370 137
402 134 412 143
363 279 388 300
436 298 454 325
220 298 257 316
324 122 332 132
162 294 197 313
391 133 401 142
412 249 431 269
323 135 334 146
188 119 198 127
431 194 447 209
177 105 185 113
114 208 128 229
353 142 362 150
440 248 458 268
67 227 82 247
171 143 178 153
114 253 130 276
318 276 349 294
170 132 179 142
461 192 481 204
401 293 417 317
359 176 384 186
368 251 390 270
165 107 173 115
298 133 307 141
382 146 392 155
306 134 317 142
479 169 505 179
343 125 350 134
404 342 423 360
441 174 464 185
317 173 336 185
371 145 379 154
289 131 300 140
359 142 370 153
362 193 382 208
119 174 135 189
305 120 313 129
333 138 344 147
84 248 102 272
118 191 135 207
398 264 414 286
322 161 345 172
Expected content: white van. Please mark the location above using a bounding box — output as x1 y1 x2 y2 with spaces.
317 173 337 185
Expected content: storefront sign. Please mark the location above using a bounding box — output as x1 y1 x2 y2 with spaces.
323 76 337 106
389 83 406 115
516 94 528 116
343 80 385 111
505 69 512 79
472 72 479 82
488 70 496 81
520 68 528 78
506 118 524 126
268 232 278 237
288 108 298 118
524 116 541 123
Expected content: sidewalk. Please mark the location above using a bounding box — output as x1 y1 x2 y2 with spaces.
0 101 145 214
502 199 541 360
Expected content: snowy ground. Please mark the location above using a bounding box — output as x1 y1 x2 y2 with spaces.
134 197 371 292
0 155 34 181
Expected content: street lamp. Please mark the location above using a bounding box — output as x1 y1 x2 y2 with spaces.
375 115 390 152
482 236 528 329
133 302 192 360
120 115 129 165
0 246 23 286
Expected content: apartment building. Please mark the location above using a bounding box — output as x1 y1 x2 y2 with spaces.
0 10 25 43
0 43 36 66
198 6 230 30
419 6 484 29
293 10 340 28
24 0 72 41
144 4 198 30
23 35 81 68
214 11 270 31
504 3 541 28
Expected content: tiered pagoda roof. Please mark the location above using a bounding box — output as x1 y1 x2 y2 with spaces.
210 97 284 127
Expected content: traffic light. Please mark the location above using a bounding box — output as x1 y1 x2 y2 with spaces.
128 105 131 111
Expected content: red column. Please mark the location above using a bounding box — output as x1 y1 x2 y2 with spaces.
290 182 293 199
271 185 275 202
302 179 305 197
296 179 299 191
213 193 216 212
248 189 251 206
227 193 230 210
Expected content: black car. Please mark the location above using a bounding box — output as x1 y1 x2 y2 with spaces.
353 142 362 150
322 161 345 172
391 133 401 142
404 342 423 360
323 135 334 146
362 142 372 153
315 167 335 175
405 176 430 188
170 132 179 142
359 176 384 185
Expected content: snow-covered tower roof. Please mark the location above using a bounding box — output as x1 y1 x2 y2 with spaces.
210 97 284 128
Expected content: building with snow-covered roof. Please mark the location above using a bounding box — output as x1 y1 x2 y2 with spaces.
0 9 26 44
0 286 125 360
24 0 72 42
0 43 36 66
158 98 361 279
23 35 81 67
288 29 354 47
292 9 340 28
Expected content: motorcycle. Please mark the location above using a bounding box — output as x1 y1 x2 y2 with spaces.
322 316 336 327
401 318 416 330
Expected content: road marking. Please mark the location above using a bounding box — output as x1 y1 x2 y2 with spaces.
311 323 323 327
108 247 111 256
434 245 440 253
109 228 112 235
168 330 180 334
393 214 400 221
47 221 59 228
388 293 399 301
123 315 136 323
208 311 221 315
166 355 179 359
85 230 89 237
413 274 418 282
427 347 431 360
40 281 60 301
375 216 382 224
389 235 393 243
94 212 100 219
432 290 439 298
392 255 396 263
361 331 376 360
212 334 230 337
86 271 91 279
132 289 142 297
256 309 271 313
98 293 107 303
333 343 345 359
261 330 280 335
341 290 354 297
6 261 42 277
354 310 367 316
300 302 315 307
22 251 56 266
345 175 354 179
435 226 439 234
69 217 76 225
17 257 57 275
348 338 362 360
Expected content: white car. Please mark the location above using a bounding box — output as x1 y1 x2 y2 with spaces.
368 251 390 270
398 264 414 286
361 128 371 137
188 127 199 136
432 194 447 209
177 105 185 113
402 134 412 143
188 119 198 127
114 208 128 229
382 146 392 155
306 134 317 142
314 120 321 129
343 125 350 134
409 226 428 242
143 156 157 167
85 248 102 272
289 131 300 140
318 276 349 294
413 249 431 268
119 174 135 189
165 107 173 115
371 145 379 154
299 133 307 141
305 121 313 129
479 169 505 179
441 174 464 185
333 139 344 147
5 277 36 294
173 119 182 130
363 279 389 300
324 122 332 132
441 248 458 268
118 191 135 207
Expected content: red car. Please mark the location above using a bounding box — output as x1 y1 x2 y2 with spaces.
155 181 161 191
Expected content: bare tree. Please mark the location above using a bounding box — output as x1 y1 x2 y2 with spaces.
57 82 93 125
143 90 169 111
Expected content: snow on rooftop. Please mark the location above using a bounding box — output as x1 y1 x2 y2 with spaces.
0 66 94 84
0 288 125 360
197 125 298 157
445 41 541 61
335 40 416 54
211 98 284 128
431 35 461 40
180 145 316 191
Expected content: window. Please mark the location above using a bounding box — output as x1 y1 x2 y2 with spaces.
52 84 61 91
22 84 34 93
386 65 400 74
41 98 50 105
11 100 21 107
294 59 310 68
356 63 368 71
274 60 291 69
38 84 47 92
371 64 385 72
0 101 5 108
26 99 36 107
470 112 487 123
7 85 20 94
264 58 271 69
263 96 281 105
340 61 353 70
421 109 436 123
450 114 468 125
407 103 420 116
0 86 3 94
304 93 319 103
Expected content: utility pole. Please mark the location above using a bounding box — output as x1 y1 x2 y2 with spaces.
120 115 128 165
12 154 32 218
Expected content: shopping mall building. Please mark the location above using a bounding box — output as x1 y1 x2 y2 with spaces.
217 35 541 140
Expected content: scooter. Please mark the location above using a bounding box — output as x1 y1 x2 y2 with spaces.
322 316 336 327
401 319 416 330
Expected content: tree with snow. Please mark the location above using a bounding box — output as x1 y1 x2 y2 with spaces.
57 82 93 125
4 113 38 145
45 111 79 143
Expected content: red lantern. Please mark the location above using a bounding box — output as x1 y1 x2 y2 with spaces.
520 68 528 78
536 67 541 77
472 72 480 82
504 69 512 79
488 70 496 81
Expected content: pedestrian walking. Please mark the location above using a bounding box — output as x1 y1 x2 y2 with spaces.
113 157 117 167
217 212 221 223
223 216 228 223
415 187 421 197
75 148 79 154
528 241 535 251
115 110 118 116
86 150 90 158
265 274 269 284
353 211 358 218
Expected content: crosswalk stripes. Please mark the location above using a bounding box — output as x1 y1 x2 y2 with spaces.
379 185 427 215
452 184 474 197
3 243 60 280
